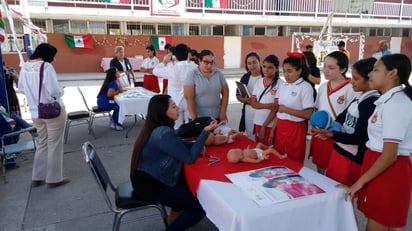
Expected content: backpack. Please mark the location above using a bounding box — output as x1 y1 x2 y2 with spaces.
177 117 212 139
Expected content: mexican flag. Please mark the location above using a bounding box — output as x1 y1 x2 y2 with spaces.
64 34 94 48
204 0 227 8
150 36 173 50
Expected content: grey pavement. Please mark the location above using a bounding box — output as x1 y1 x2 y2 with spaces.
0 69 411 231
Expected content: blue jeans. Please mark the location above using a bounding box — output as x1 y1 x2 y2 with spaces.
153 181 205 231
11 112 32 129
97 100 121 126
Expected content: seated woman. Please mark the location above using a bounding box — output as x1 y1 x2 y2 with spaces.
130 94 220 230
227 142 287 163
96 67 125 131
0 103 34 147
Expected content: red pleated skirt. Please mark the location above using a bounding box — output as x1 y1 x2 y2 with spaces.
325 148 361 186
309 136 334 170
274 119 307 163
357 149 412 228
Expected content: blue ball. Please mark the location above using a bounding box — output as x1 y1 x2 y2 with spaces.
310 110 330 129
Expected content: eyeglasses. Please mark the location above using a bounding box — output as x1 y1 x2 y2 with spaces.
202 60 215 65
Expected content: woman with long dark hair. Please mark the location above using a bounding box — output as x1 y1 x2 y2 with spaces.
130 94 219 231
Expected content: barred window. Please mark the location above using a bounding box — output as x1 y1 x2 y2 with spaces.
158 24 172 35
89 21 106 34
266 26 278 36
71 21 88 34
213 25 223 35
201 25 211 36
141 24 155 35
172 24 186 36
243 25 253 36
107 22 120 35
255 27 265 36
53 20 69 34
189 24 199 35
127 23 141 35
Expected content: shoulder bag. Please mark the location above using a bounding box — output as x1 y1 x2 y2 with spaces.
38 62 61 119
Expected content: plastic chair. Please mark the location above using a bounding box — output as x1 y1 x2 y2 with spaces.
77 87 112 128
81 141 168 231
64 109 95 144
1 115 37 183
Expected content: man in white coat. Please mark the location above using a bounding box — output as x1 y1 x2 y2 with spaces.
153 43 198 129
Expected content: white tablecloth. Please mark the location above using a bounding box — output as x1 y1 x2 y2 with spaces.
197 167 358 231
115 87 155 123
100 57 143 72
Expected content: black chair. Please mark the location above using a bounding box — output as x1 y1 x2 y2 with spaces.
81 141 168 231
64 109 95 144
77 87 112 129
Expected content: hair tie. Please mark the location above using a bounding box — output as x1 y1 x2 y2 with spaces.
286 51 303 59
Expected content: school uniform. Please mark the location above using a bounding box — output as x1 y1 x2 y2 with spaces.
275 78 314 163
357 86 412 228
326 90 380 185
251 77 283 145
141 56 160 93
310 79 358 169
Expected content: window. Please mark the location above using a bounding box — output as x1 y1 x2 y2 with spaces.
127 23 140 35
369 28 376 36
71 21 88 34
255 27 265 36
301 27 310 33
266 26 278 36
89 21 106 34
141 24 155 35
32 19 46 33
213 25 224 35
383 28 391 36
351 27 360 33
53 20 69 34
243 25 253 36
201 25 211 35
376 28 384 36
342 27 350 34
173 24 186 35
224 25 240 36
107 22 120 35
158 24 171 35
3 34 24 53
402 28 410 37
287 26 299 36
189 24 199 35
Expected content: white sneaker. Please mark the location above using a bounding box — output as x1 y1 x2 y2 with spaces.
110 123 116 129
115 125 124 131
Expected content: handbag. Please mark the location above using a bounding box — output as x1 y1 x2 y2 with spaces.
37 62 61 119
177 117 212 139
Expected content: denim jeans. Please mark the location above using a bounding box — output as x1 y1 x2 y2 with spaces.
153 181 205 231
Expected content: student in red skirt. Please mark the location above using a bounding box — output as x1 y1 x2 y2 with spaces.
272 52 314 163
341 54 412 230
312 57 380 185
309 51 357 174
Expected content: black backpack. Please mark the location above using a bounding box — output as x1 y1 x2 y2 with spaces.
177 117 212 139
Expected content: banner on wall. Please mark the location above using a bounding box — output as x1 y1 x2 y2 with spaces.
64 34 94 48
150 36 173 50
151 0 184 16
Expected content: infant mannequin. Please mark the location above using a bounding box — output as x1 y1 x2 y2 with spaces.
227 143 287 163
205 123 240 146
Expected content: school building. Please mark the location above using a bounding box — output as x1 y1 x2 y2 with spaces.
2 0 412 73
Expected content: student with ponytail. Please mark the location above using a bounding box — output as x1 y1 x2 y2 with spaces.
341 54 412 230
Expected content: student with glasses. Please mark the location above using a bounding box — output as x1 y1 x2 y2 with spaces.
183 49 229 122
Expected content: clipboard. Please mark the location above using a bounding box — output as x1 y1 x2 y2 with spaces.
236 81 251 98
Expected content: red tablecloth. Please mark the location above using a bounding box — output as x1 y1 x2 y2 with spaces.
184 135 304 194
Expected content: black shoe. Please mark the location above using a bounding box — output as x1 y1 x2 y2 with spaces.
32 180 45 187
47 178 70 188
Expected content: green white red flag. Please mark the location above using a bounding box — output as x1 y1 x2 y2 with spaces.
150 36 173 50
64 34 94 48
204 0 227 8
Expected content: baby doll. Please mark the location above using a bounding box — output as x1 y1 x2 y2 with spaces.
205 124 241 146
227 143 287 163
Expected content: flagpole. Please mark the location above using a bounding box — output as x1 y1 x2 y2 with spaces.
21 0 33 58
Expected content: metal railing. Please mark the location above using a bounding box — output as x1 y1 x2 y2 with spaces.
14 0 412 20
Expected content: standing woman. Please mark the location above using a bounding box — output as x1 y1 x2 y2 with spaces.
309 51 357 174
130 94 219 231
343 54 412 230
18 43 69 187
109 45 136 86
141 45 160 93
313 57 380 186
97 67 124 131
236 52 262 140
302 51 321 100
250 54 283 145
273 52 314 163
184 49 229 122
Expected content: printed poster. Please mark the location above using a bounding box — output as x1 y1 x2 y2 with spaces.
151 0 184 16
226 166 325 206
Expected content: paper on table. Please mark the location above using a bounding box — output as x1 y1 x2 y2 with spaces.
226 166 325 206
236 81 251 98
